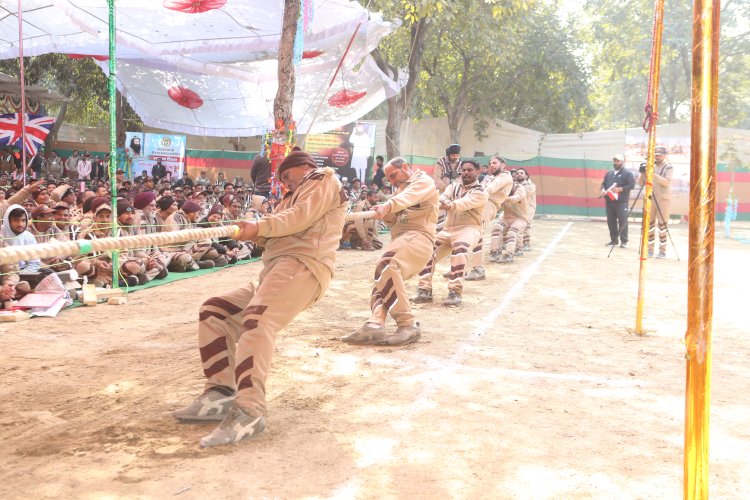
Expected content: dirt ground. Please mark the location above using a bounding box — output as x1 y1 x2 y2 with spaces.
1 218 749 499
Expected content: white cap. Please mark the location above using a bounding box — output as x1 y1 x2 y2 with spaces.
613 154 624 161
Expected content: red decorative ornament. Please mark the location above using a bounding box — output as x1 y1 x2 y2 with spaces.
302 50 324 59
68 54 108 61
167 86 204 109
328 90 367 108
163 0 227 14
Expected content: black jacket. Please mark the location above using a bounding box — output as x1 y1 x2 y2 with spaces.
601 168 635 203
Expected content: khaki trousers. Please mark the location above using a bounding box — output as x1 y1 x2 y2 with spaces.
522 207 537 246
197 256 322 417
647 197 671 253
368 231 434 327
469 204 498 269
418 225 481 294
491 217 527 256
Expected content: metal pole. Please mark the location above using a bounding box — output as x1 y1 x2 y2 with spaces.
634 0 665 335
108 0 120 288
17 0 27 185
684 0 720 496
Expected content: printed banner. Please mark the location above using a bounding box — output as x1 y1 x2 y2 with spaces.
304 121 375 183
124 131 145 179
125 132 187 181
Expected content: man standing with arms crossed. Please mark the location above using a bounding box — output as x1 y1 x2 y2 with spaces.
413 160 488 306
465 155 513 281
342 157 439 346
173 151 347 448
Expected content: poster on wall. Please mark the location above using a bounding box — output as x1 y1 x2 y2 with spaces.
124 131 145 178
144 133 187 181
304 121 375 184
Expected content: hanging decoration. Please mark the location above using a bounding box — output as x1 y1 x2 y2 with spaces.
0 113 56 155
302 50 323 59
2 96 39 114
328 89 366 108
266 119 297 197
292 0 315 66
163 0 227 14
167 86 204 109
68 54 108 61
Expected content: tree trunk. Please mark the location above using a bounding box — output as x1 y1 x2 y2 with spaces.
385 96 404 159
274 0 300 130
46 99 68 150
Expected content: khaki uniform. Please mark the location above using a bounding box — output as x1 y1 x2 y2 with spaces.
0 183 35 219
31 224 72 271
163 210 215 271
75 226 142 286
135 209 173 270
197 167 346 417
639 161 673 253
418 181 488 293
520 179 537 248
470 171 513 269
491 183 528 257
432 156 461 192
368 170 438 327
344 198 382 250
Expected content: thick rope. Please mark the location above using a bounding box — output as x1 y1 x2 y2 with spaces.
0 211 377 266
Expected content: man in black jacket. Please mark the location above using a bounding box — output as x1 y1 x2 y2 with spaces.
152 158 167 182
249 154 271 198
600 154 635 248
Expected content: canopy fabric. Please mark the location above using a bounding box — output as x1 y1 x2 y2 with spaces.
0 0 400 136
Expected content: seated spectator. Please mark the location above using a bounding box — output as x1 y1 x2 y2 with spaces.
1 204 40 273
52 202 77 241
133 191 172 275
115 200 168 284
156 196 178 227
1 179 41 219
29 205 72 270
340 190 382 251
162 200 218 271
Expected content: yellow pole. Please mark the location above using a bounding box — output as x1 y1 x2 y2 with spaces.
635 0 666 335
684 0 720 496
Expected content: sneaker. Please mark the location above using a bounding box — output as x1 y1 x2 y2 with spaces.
377 323 421 346
199 406 266 448
173 386 235 422
498 253 513 264
657 252 666 259
443 291 462 306
648 250 654 258
489 250 501 263
522 244 531 252
341 323 387 345
605 241 617 246
514 249 524 257
442 271 451 279
411 288 433 303
122 276 139 287
464 268 486 281
338 241 352 250
620 242 627 249
213 256 229 267
156 267 169 280
197 260 216 270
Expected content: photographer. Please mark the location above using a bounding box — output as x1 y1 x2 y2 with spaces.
600 154 635 248
638 146 673 258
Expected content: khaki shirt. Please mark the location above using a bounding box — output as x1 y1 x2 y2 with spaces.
638 161 673 202
441 180 488 229
520 179 537 212
483 171 513 212
501 183 529 223
352 199 375 240
384 170 439 242
255 167 347 290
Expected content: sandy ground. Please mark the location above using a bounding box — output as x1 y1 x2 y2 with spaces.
1 218 749 499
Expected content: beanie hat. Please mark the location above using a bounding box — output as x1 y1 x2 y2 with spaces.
157 196 175 211
181 200 201 214
133 191 156 210
89 196 110 214
655 146 667 154
277 151 317 179
208 204 224 217
117 200 134 216
446 144 461 155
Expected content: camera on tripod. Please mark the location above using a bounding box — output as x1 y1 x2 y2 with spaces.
639 163 647 173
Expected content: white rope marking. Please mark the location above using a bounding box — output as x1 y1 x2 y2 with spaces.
396 222 574 426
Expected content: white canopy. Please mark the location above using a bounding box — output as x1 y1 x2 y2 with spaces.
0 0 400 136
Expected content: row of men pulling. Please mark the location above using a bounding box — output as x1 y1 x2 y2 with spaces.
170 151 538 447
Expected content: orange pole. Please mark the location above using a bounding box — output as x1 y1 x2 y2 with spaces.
684 0 720 497
635 0 666 334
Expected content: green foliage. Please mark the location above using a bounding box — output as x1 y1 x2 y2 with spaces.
0 54 141 129
584 0 750 129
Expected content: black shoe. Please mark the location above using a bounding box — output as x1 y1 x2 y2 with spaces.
197 260 216 270
411 288 433 303
136 274 149 285
605 241 617 246
156 267 169 280
620 242 627 249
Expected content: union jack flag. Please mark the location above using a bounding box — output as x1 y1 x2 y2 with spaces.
0 113 56 155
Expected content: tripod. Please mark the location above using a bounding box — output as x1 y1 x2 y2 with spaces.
606 184 679 260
